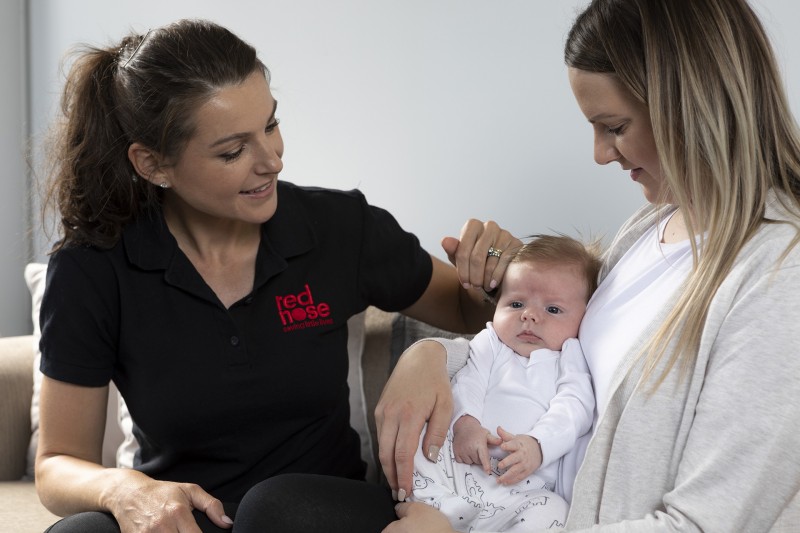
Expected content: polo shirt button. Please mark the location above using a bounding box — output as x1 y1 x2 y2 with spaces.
230 336 240 346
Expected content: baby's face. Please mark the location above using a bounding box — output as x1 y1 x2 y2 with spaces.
493 261 588 356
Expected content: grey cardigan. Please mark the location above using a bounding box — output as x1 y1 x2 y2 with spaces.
442 195 800 532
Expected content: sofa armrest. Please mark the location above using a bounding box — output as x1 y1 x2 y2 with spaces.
0 335 35 481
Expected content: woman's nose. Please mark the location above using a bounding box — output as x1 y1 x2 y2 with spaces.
254 133 284 175
593 134 620 166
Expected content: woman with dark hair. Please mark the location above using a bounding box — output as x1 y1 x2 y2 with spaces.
36 19 518 533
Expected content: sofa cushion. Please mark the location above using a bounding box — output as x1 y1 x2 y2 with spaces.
0 336 37 481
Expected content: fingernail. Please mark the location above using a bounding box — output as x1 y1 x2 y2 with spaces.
222 515 233 525
427 444 440 462
462 282 471 289
392 489 398 500
397 488 407 502
490 279 498 289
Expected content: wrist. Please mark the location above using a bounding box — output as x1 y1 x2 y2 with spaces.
98 468 150 514
528 435 544 464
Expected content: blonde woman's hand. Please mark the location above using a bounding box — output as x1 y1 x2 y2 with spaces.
383 502 457 533
375 340 453 502
441 219 521 292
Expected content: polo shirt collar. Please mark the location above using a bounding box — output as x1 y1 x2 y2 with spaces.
122 182 316 297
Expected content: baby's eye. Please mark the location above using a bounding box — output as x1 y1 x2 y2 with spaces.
546 306 562 315
510 301 524 309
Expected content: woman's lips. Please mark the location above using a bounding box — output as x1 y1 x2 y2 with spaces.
240 180 273 197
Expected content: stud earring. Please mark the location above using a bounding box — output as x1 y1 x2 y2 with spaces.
159 182 169 189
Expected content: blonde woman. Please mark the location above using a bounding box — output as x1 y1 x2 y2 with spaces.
378 0 800 531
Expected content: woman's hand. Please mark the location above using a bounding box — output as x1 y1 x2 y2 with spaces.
383 502 456 533
375 341 453 501
37 377 232 532
108 474 232 532
442 219 521 292
451 415 502 474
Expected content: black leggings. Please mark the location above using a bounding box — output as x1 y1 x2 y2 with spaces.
44 474 397 533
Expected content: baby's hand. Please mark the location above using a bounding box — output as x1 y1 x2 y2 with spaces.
495 426 542 485
452 415 502 474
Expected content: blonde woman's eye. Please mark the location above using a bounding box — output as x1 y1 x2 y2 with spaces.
266 118 281 133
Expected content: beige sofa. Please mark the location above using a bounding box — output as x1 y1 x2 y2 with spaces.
0 306 428 533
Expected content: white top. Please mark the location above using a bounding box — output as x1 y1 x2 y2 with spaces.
451 323 594 485
579 214 693 420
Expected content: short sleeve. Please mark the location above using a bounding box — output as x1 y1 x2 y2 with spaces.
39 246 120 387
356 193 432 311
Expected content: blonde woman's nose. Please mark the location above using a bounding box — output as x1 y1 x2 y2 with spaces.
593 135 620 166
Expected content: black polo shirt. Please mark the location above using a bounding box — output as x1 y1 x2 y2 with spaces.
40 181 432 502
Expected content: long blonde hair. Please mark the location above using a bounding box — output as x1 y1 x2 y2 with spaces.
565 0 800 386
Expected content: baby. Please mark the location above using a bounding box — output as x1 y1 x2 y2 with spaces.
408 234 602 532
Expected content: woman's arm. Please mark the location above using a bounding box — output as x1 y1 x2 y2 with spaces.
375 337 471 500
36 376 232 531
402 220 521 333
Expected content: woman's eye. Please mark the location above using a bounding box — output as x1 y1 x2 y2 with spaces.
546 306 562 315
222 145 245 162
607 124 625 135
266 118 281 133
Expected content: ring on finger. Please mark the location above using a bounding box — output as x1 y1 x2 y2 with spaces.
487 246 503 258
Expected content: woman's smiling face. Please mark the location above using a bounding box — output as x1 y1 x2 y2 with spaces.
569 68 669 205
160 71 284 225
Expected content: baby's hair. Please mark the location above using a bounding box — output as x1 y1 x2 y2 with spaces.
508 234 603 300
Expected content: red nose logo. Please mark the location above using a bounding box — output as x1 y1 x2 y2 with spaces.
275 284 331 326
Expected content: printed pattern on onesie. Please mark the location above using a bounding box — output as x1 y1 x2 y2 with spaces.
410 430 568 532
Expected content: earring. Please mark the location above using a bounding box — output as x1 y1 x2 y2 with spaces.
159 182 169 189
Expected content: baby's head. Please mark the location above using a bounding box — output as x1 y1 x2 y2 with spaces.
493 234 602 356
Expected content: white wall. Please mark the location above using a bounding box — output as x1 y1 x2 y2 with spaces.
0 0 29 336
11 0 800 334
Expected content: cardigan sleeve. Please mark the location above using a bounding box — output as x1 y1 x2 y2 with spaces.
421 337 471 379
